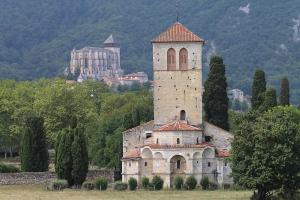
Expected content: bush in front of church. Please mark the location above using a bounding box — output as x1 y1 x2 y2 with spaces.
151 176 164 190
174 176 184 190
95 177 108 191
114 181 128 191
186 176 197 190
200 176 209 190
128 177 138 190
141 177 150 189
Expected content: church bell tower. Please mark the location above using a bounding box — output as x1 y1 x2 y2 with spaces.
151 22 205 127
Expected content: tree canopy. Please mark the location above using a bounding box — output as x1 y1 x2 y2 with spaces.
231 106 300 200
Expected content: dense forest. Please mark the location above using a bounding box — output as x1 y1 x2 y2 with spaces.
0 79 153 169
1 0 300 102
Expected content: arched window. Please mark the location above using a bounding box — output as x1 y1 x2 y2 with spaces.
180 110 186 121
167 48 176 70
177 138 180 144
179 48 188 70
177 160 181 169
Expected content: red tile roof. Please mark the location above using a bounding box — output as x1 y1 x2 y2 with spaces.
143 143 213 149
217 149 231 158
123 149 140 159
154 121 201 132
152 22 204 43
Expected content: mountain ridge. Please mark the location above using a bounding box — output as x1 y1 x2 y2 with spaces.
0 0 300 103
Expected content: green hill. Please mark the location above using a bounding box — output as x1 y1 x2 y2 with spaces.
1 0 300 103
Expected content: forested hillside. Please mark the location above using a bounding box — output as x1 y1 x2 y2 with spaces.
1 0 300 102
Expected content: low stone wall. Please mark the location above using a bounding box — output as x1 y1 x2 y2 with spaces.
0 170 121 185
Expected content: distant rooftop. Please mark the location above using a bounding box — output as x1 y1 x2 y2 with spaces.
103 34 118 47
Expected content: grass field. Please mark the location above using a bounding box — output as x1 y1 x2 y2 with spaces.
0 185 252 200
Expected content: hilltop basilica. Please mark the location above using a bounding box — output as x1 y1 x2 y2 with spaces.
121 22 233 188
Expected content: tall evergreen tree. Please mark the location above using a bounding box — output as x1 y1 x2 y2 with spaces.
280 77 290 106
71 127 89 186
56 129 74 185
56 116 89 186
203 55 229 130
259 88 277 112
21 116 48 172
251 70 266 109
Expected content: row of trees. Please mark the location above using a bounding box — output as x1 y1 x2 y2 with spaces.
203 55 299 199
231 69 299 200
0 79 153 170
252 70 290 111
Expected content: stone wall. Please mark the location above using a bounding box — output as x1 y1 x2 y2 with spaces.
0 170 121 185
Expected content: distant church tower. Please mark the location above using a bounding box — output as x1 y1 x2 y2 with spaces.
151 22 205 127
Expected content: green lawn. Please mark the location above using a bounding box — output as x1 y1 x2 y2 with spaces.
0 185 252 200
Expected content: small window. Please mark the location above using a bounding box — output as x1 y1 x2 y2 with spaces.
179 48 188 70
129 162 131 167
225 162 227 167
177 160 181 169
177 138 180 144
196 161 199 164
167 48 176 70
146 132 152 139
196 137 199 144
205 136 212 142
208 162 211 167
180 110 186 121
145 162 148 167
156 138 159 144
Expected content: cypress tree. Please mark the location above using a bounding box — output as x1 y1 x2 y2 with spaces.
21 116 48 172
279 77 290 106
71 127 89 186
203 55 229 130
55 116 88 186
251 70 266 109
259 88 277 112
56 129 74 186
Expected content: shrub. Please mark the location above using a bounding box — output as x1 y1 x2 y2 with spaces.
128 177 138 190
152 176 164 190
223 183 231 190
82 181 95 190
186 176 197 190
114 181 128 191
200 176 209 190
95 177 108 191
141 177 150 189
0 163 20 173
174 176 184 190
46 179 68 191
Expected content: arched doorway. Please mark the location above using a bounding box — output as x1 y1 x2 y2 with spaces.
170 155 186 186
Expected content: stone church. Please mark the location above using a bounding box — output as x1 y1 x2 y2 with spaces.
68 34 123 82
122 22 233 188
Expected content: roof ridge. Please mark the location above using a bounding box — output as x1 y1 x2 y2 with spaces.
151 22 204 43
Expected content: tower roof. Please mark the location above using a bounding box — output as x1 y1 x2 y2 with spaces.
103 34 115 44
151 22 204 43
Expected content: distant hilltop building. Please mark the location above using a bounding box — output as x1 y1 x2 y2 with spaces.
68 34 123 82
66 34 148 86
227 89 251 104
227 89 251 111
119 72 148 86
